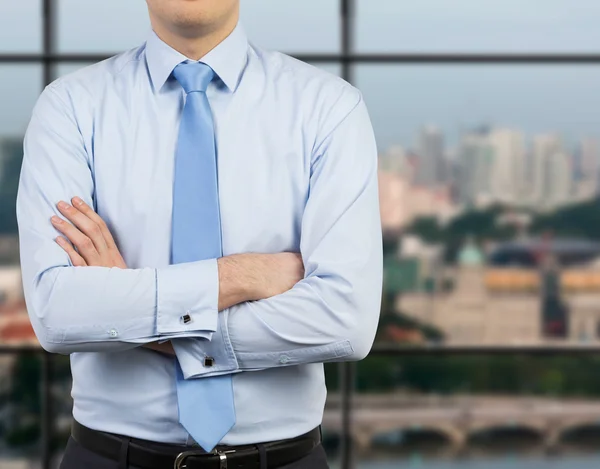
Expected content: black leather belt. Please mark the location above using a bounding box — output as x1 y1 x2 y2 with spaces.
72 420 321 469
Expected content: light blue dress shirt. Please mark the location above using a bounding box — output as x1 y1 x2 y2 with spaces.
16 24 382 446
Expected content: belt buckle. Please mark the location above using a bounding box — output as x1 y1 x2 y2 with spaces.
174 448 236 469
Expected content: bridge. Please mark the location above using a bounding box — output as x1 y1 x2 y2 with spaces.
323 394 600 453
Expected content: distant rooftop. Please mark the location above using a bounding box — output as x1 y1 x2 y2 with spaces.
489 238 600 268
458 240 485 266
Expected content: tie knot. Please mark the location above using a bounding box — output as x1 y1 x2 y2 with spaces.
173 62 215 94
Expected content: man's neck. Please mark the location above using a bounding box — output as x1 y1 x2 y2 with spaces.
151 15 238 61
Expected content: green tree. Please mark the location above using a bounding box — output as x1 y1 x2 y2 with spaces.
531 198 600 240
407 217 444 244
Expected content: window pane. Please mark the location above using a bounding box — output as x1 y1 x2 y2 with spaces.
241 0 339 53
0 0 41 52
0 67 40 356
0 352 42 466
362 65 600 348
0 65 41 241
357 0 600 52
354 355 600 468
57 0 150 53
0 65 41 148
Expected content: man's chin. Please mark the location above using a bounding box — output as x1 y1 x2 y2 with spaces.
170 13 222 35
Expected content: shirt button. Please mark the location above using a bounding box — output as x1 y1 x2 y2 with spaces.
279 355 290 364
109 329 118 338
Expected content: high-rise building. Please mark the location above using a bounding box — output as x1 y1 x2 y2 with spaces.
580 138 600 178
379 145 409 175
530 134 572 209
488 129 526 204
457 129 493 206
576 138 600 198
414 126 445 187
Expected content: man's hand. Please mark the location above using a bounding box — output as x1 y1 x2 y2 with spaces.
52 197 173 355
144 341 176 356
245 253 305 300
217 253 305 310
51 197 127 268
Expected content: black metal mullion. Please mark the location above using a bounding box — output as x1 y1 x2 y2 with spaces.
338 3 356 469
5 344 600 356
6 53 600 65
302 53 600 64
41 2 56 467
40 352 53 469
42 0 56 85
369 345 600 356
341 0 355 81
0 54 110 63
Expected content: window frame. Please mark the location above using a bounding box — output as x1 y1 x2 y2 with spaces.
2 1 600 468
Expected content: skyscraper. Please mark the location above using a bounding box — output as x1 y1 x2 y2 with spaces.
530 134 572 209
379 145 409 175
577 138 600 198
414 126 445 187
580 138 599 179
457 129 494 206
488 129 526 205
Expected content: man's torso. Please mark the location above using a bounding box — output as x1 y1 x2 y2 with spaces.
56 34 357 444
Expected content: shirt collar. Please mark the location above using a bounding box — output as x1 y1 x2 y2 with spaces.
145 22 249 93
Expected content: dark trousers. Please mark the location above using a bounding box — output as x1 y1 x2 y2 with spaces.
60 437 330 469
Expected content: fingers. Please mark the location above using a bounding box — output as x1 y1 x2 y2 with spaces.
51 215 100 264
70 197 119 250
55 236 87 267
143 341 176 356
56 199 108 253
293 253 305 278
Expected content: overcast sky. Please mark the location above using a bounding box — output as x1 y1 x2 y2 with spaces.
1 0 600 150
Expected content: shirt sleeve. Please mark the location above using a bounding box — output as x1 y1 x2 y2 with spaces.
17 84 219 355
172 91 383 379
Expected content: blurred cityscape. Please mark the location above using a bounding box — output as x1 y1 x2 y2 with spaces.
379 126 600 348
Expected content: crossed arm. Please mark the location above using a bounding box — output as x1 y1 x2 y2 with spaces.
17 82 382 377
49 196 304 355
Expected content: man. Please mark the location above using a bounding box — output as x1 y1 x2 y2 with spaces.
17 1 382 468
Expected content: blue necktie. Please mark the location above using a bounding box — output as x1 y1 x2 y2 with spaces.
171 61 235 452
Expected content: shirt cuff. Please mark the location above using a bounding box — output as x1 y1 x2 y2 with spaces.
235 340 354 369
158 331 213 343
155 260 219 336
172 310 239 379
52 315 158 345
